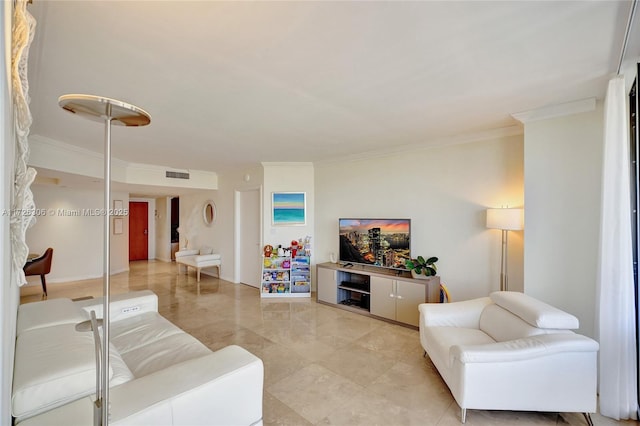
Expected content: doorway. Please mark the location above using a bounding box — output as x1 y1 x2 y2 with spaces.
171 197 179 260
129 201 149 261
236 188 261 287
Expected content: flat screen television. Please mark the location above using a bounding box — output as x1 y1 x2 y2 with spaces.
338 218 411 270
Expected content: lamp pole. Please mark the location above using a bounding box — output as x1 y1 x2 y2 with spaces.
500 229 508 291
59 95 150 425
101 109 111 426
486 208 523 292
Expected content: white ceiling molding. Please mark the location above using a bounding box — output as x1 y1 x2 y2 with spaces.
314 125 524 166
261 162 314 168
511 98 597 124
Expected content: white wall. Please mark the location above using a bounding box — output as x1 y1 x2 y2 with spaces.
314 135 524 302
179 192 218 252
179 164 264 282
25 186 130 284
154 196 171 262
262 163 315 250
524 103 604 338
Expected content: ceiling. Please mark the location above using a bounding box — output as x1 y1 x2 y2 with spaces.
26 1 638 179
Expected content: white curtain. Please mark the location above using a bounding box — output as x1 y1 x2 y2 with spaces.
597 75 638 420
11 0 37 287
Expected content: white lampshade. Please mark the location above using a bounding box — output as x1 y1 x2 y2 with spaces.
486 208 523 231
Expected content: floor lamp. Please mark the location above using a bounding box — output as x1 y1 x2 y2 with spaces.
486 208 523 291
58 95 151 426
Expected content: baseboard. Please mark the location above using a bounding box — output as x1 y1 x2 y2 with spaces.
200 270 220 279
24 267 130 286
155 257 172 263
20 279 101 296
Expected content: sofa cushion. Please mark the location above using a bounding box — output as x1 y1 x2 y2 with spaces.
479 304 548 342
110 311 183 355
16 299 89 336
194 253 221 263
109 311 211 378
490 291 579 330
121 333 211 378
199 246 213 255
109 343 135 387
175 249 199 257
12 324 113 419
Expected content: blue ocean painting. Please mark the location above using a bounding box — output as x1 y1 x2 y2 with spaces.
273 192 305 225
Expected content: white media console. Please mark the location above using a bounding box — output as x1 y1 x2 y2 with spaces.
316 262 440 327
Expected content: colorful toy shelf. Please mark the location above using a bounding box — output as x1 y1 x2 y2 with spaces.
261 256 310 298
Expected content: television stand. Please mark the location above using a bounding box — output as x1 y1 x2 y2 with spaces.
316 262 440 328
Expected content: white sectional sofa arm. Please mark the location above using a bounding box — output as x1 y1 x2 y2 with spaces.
17 345 264 426
108 345 264 426
419 297 492 328
450 333 599 364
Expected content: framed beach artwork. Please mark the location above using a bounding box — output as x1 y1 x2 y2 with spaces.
272 192 306 226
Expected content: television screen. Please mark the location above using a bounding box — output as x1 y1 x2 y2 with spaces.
339 218 411 270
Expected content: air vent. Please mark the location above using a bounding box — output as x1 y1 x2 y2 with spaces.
166 171 190 180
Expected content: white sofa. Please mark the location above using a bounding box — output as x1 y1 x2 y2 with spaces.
13 290 263 425
419 291 598 424
175 248 221 282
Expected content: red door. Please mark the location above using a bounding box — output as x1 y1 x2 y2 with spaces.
129 202 148 261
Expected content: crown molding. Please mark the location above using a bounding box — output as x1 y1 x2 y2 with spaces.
30 134 103 158
314 125 523 166
511 98 596 124
261 162 314 168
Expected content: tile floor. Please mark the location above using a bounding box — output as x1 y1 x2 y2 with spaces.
20 261 639 426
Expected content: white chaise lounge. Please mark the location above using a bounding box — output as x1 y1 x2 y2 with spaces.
175 248 221 282
419 291 598 424
13 290 263 425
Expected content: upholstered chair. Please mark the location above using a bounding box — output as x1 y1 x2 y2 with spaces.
23 248 54 296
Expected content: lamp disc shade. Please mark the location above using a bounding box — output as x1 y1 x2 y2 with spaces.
486 208 524 230
58 94 151 126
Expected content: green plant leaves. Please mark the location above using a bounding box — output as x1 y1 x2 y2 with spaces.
406 256 438 275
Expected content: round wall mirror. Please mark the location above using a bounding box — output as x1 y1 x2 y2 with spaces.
203 200 216 226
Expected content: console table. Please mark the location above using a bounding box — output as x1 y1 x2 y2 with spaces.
316 262 440 327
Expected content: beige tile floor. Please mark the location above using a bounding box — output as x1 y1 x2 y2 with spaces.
20 260 639 426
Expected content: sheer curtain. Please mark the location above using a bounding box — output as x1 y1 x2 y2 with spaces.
11 0 37 287
596 75 638 420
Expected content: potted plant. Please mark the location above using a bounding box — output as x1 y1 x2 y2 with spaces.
406 256 438 279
